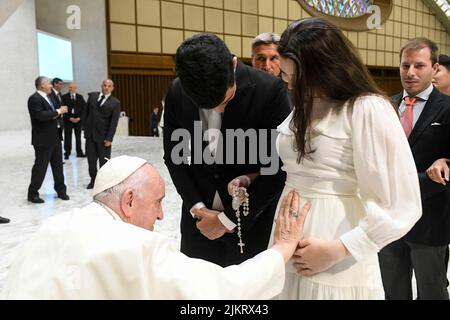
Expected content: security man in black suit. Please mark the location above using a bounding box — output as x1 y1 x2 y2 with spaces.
27 77 70 203
49 78 65 141
378 38 450 300
62 82 86 159
83 79 121 189
163 34 291 267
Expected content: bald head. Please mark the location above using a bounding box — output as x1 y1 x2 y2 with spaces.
68 82 78 94
101 79 115 96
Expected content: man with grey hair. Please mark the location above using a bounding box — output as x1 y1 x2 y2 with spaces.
2 155 310 299
251 32 281 77
27 76 69 204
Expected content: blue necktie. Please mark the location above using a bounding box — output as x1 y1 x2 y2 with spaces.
47 95 56 111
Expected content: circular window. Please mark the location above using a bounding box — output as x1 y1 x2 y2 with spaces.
297 0 393 31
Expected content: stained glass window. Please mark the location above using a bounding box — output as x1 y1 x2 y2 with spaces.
305 0 374 18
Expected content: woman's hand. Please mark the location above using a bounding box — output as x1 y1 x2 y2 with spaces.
272 191 311 263
292 238 349 276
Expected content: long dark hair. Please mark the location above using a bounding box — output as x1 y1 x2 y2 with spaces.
278 18 386 162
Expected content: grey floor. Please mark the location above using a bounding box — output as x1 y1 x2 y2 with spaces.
0 130 448 298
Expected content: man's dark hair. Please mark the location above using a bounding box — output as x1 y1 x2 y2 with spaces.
175 33 235 109
439 54 450 71
35 76 49 89
400 38 439 65
52 77 63 86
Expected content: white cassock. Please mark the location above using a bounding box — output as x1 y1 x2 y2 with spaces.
1 202 285 300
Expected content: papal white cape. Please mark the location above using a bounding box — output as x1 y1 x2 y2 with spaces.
2 202 285 300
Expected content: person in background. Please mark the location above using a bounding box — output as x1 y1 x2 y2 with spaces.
83 79 121 190
62 82 86 159
150 108 159 137
49 78 65 142
379 38 450 300
251 32 281 77
27 77 70 204
433 54 450 95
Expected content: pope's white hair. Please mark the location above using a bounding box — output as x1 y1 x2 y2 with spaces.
94 165 149 204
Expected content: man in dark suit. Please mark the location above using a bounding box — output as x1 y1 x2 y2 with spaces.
62 82 86 159
163 33 291 267
378 38 450 300
150 108 159 137
27 77 70 203
49 78 65 142
84 79 121 189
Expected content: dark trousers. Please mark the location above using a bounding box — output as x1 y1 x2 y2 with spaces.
28 143 66 197
86 138 111 180
378 239 449 300
64 122 83 156
151 126 159 137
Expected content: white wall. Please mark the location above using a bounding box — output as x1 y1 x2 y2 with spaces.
0 0 38 131
35 0 108 97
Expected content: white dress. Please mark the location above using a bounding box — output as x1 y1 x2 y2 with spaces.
270 95 422 300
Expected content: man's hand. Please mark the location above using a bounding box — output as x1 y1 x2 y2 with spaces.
426 158 450 185
104 140 112 147
59 106 68 114
292 238 348 276
227 175 253 204
193 208 230 240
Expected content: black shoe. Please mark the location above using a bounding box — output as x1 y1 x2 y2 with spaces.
28 195 44 204
0 216 10 224
58 193 70 201
87 181 95 189
77 153 86 158
64 155 69 160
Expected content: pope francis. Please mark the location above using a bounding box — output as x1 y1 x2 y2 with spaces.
1 155 310 300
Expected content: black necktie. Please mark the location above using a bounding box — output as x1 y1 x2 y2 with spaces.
97 95 105 108
72 94 76 101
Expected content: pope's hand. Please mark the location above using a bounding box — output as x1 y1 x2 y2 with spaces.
272 191 310 263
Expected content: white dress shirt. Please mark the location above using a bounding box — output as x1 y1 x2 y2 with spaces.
37 91 62 116
190 109 237 231
98 93 111 107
